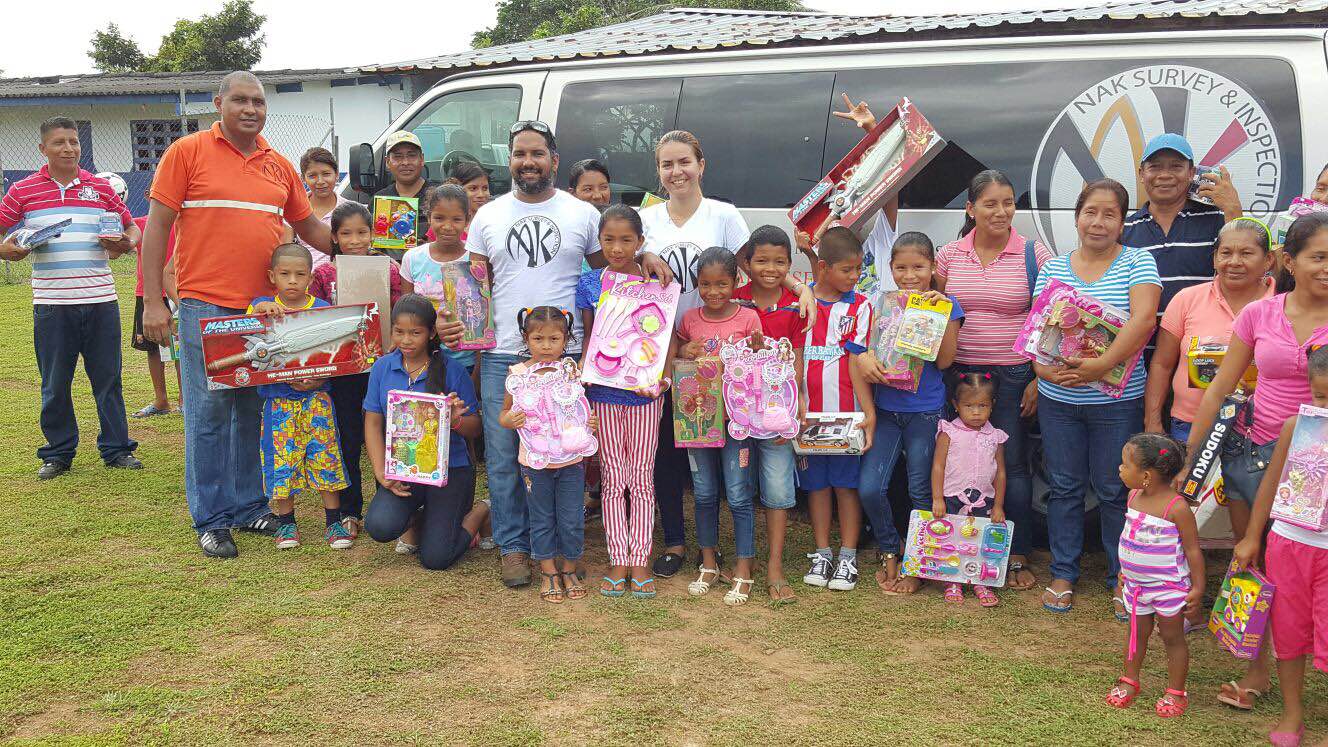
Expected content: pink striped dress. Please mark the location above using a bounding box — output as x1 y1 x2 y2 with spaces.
1119 491 1191 611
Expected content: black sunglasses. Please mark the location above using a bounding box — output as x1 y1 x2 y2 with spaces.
509 120 552 136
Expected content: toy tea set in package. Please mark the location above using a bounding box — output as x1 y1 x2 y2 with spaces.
721 336 799 440
1209 563 1275 660
441 260 496 350
506 359 598 469
200 303 382 391
794 412 866 455
385 390 451 486
372 195 418 252
900 510 1013 587
868 291 924 392
1013 278 1140 398
1270 403 1328 531
789 97 946 238
582 272 680 392
673 348 726 448
1187 336 1257 391
894 293 952 362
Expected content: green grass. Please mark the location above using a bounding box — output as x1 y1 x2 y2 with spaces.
2 259 1325 745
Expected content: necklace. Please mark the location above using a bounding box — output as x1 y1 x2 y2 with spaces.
404 359 428 381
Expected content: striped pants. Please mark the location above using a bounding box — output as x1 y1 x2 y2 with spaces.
593 398 664 566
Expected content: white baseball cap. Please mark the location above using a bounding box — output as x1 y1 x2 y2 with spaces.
95 172 128 199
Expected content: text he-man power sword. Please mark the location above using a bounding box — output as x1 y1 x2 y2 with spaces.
206 313 368 373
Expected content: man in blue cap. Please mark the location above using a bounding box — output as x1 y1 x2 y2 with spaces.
1122 133 1243 324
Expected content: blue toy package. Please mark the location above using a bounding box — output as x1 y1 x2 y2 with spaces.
10 218 73 250
900 510 1013 587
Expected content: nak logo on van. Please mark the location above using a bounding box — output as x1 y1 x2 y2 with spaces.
1031 64 1283 249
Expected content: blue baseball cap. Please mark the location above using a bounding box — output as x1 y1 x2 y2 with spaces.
1140 133 1195 164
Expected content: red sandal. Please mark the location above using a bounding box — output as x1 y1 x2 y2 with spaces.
1155 688 1188 718
1105 676 1140 708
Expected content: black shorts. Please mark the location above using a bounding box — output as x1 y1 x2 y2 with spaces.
131 296 164 352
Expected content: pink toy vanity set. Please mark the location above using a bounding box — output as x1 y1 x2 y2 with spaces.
1271 403 1328 531
507 359 599 468
581 271 680 393
385 391 451 486
900 510 1013 587
1013 279 1141 398
720 336 800 440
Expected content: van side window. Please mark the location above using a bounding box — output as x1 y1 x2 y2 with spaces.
399 86 522 196
556 78 682 204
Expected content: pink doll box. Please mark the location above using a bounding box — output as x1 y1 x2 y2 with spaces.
900 510 1013 587
673 355 726 449
507 359 599 469
442 261 496 351
893 293 952 362
1013 278 1140 398
385 390 451 487
1271 403 1328 531
1208 564 1275 660
581 271 680 391
721 336 799 440
868 291 924 393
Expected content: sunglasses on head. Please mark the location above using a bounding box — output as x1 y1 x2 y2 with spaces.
509 120 552 136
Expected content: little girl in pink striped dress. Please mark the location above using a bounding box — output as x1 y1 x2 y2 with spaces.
1106 434 1205 718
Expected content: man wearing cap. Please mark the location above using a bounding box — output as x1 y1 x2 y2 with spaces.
1123 133 1243 328
375 131 438 260
440 120 673 588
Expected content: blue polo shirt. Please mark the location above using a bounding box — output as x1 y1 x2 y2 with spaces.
1121 199 1224 316
364 348 478 468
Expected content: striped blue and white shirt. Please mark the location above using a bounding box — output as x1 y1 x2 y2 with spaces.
1121 200 1224 316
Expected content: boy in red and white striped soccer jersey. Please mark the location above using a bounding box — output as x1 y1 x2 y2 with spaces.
0 117 142 479
799 227 875 592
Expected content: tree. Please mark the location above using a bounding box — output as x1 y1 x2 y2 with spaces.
473 0 807 47
87 0 266 73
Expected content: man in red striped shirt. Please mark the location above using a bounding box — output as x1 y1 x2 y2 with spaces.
0 117 142 480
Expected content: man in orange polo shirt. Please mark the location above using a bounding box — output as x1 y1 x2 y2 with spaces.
141 71 333 558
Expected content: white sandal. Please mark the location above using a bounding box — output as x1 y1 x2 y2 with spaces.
723 577 753 606
688 566 721 596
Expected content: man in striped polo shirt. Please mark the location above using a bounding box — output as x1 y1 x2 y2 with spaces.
141 71 332 559
0 117 143 480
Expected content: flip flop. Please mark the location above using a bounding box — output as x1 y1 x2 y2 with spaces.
132 404 170 418
1006 561 1036 590
1043 587 1074 613
600 576 627 598
767 580 797 606
631 577 657 599
1113 595 1129 622
1269 726 1305 746
1217 680 1262 710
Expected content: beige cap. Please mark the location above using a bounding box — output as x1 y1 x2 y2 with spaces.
385 130 423 153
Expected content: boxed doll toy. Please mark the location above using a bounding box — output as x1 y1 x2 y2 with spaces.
582 271 680 392
794 412 866 455
385 390 451 487
1209 564 1275 660
868 291 924 392
673 352 726 448
441 260 496 351
372 195 419 252
201 303 382 390
1013 278 1141 398
506 359 598 469
900 510 1012 588
1271 403 1328 531
721 336 799 440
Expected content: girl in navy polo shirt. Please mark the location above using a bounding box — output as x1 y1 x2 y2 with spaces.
362 294 489 570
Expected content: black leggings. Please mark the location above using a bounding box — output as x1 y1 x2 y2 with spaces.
654 391 690 548
364 466 476 570
331 373 369 520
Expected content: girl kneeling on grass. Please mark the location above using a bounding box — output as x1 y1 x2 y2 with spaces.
362 295 490 570
1105 434 1202 718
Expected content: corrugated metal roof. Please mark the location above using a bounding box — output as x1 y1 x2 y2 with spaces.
358 1 1328 74
0 69 363 99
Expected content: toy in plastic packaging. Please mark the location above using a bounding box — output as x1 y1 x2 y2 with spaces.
441 260 496 351
506 358 598 469
158 299 181 363
1188 165 1222 206
789 97 945 238
868 291 924 392
201 303 382 390
1272 196 1328 249
1271 403 1328 531
1209 563 1275 660
673 351 725 448
582 271 679 391
1013 278 1140 398
385 390 451 486
9 218 73 250
893 293 951 362
794 412 866 455
900 510 1012 587
334 254 391 345
98 212 123 239
721 336 799 440
1187 336 1257 391
372 195 418 252
1181 391 1249 501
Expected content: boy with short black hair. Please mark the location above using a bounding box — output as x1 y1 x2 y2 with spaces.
249 243 352 549
800 226 875 591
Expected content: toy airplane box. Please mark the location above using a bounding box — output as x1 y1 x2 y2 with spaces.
900 510 1013 588
1271 403 1328 532
1209 564 1275 660
794 412 866 455
372 195 419 252
789 97 945 238
673 355 726 449
200 303 382 390
385 390 451 487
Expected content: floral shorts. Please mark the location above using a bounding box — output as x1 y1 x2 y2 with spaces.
261 391 349 501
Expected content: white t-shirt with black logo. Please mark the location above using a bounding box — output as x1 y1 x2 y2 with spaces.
640 198 749 320
467 190 601 355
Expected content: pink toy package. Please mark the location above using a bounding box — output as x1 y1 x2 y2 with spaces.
506 359 599 469
581 271 680 393
720 336 799 440
1013 278 1140 398
385 390 451 487
1271 403 1328 532
868 291 923 393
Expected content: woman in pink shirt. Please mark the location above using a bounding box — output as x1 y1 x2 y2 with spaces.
935 170 1053 591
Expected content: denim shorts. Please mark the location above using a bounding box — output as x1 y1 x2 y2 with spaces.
1220 430 1276 504
797 453 860 491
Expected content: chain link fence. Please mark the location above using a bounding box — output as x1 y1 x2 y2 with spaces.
0 103 335 284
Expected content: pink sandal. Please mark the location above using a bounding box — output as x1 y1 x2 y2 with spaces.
1105 676 1139 708
944 583 964 603
974 585 999 608
1268 725 1305 746
1155 688 1188 718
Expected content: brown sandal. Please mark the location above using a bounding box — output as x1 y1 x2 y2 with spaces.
561 572 586 600
540 573 565 604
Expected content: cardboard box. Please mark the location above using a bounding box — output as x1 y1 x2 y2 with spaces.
900 510 1013 588
673 356 726 448
1181 391 1248 501
794 412 866 455
385 390 451 487
582 272 680 392
1013 278 1142 399
1209 564 1275 660
334 255 391 345
372 195 419 252
789 97 945 238
201 303 382 390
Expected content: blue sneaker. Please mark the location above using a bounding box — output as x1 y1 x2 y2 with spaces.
325 522 352 550
274 523 300 549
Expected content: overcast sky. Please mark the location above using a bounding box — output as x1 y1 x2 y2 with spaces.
0 0 1080 78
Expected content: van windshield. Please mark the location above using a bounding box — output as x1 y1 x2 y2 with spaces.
398 86 522 196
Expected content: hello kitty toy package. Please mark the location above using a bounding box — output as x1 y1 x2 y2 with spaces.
505 358 598 468
1013 278 1141 398
720 336 799 440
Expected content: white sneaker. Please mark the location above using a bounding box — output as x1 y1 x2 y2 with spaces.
395 539 419 555
803 552 832 587
828 556 859 591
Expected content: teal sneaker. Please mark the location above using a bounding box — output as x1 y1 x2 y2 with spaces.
325 521 352 550
274 522 300 549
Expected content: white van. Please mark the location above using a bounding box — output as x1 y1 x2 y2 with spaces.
349 24 1325 282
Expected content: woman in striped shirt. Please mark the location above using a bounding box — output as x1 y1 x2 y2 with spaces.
936 169 1053 592
1033 179 1161 616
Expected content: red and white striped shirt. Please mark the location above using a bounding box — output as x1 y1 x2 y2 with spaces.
802 289 871 412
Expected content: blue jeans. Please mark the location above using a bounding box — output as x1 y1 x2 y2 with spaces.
1170 418 1192 444
523 462 586 562
690 440 756 559
1038 394 1141 586
952 363 1035 556
33 301 136 464
178 298 265 534
859 407 942 554
747 438 797 510
480 353 529 556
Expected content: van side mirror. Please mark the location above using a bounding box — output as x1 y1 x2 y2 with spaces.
349 143 380 194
